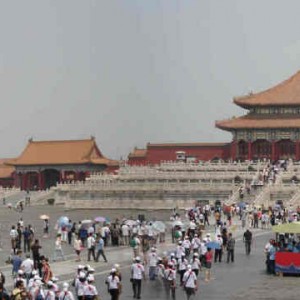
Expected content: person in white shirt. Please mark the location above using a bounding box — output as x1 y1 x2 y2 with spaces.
203 233 211 243
163 262 176 300
178 255 188 285
10 225 18 254
214 234 223 263
121 224 130 245
101 225 110 246
87 234 96 262
44 281 56 300
105 268 121 300
83 275 98 300
130 257 145 299
190 253 201 276
53 234 65 262
20 254 34 283
191 235 201 254
182 265 198 300
29 279 45 300
182 236 191 257
59 282 75 300
148 247 158 280
175 241 185 260
75 272 87 300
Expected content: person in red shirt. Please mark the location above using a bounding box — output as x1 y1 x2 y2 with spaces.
204 247 213 282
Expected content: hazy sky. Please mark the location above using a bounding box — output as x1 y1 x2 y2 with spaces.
1 0 300 159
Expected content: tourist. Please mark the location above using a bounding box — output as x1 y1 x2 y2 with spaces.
163 262 176 300
105 268 121 300
178 254 188 285
41 257 53 283
22 227 31 253
148 247 158 280
11 280 27 300
59 282 75 300
130 235 140 258
87 233 96 262
53 234 65 262
74 235 83 262
78 224 87 248
10 225 18 254
190 253 201 276
20 253 34 283
130 256 145 299
121 223 130 245
67 220 73 245
141 237 150 265
226 233 235 263
31 239 42 271
182 265 198 300
204 247 213 282
44 281 56 300
12 250 23 277
75 272 86 300
214 234 223 262
95 235 108 263
101 224 110 247
43 219 49 237
83 275 98 300
14 270 26 288
243 229 253 255
267 240 276 275
175 241 185 261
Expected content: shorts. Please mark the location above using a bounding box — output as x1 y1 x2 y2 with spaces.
185 287 195 296
205 262 212 269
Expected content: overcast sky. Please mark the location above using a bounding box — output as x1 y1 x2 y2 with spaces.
0 0 300 159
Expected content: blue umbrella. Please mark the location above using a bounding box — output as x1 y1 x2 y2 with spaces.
206 241 221 250
58 216 69 227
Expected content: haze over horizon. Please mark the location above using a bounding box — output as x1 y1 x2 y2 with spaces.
0 0 300 159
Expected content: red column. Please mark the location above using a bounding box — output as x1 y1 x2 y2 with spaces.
75 171 80 181
296 141 300 161
231 140 237 161
21 173 27 190
271 141 276 161
38 172 44 190
247 141 252 160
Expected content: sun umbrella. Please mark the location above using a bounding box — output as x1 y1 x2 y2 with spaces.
125 220 137 226
152 221 166 233
39 214 50 220
206 241 221 250
94 216 107 223
58 216 69 226
172 220 183 227
81 219 92 224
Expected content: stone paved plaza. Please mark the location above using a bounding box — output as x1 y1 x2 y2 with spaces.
0 204 299 299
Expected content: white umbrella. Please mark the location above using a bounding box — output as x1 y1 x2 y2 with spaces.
152 221 166 233
125 220 137 226
81 219 92 224
172 220 183 227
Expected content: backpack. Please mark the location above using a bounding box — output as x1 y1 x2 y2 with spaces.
130 238 136 248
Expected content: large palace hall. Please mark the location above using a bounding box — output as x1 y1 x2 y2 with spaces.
128 70 300 165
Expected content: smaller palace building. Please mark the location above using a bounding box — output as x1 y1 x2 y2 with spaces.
7 138 118 190
128 70 300 164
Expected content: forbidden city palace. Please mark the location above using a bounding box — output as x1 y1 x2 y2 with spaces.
6 138 118 190
128 70 300 165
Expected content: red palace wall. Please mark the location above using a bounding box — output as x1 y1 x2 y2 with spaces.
145 143 231 165
127 157 147 166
